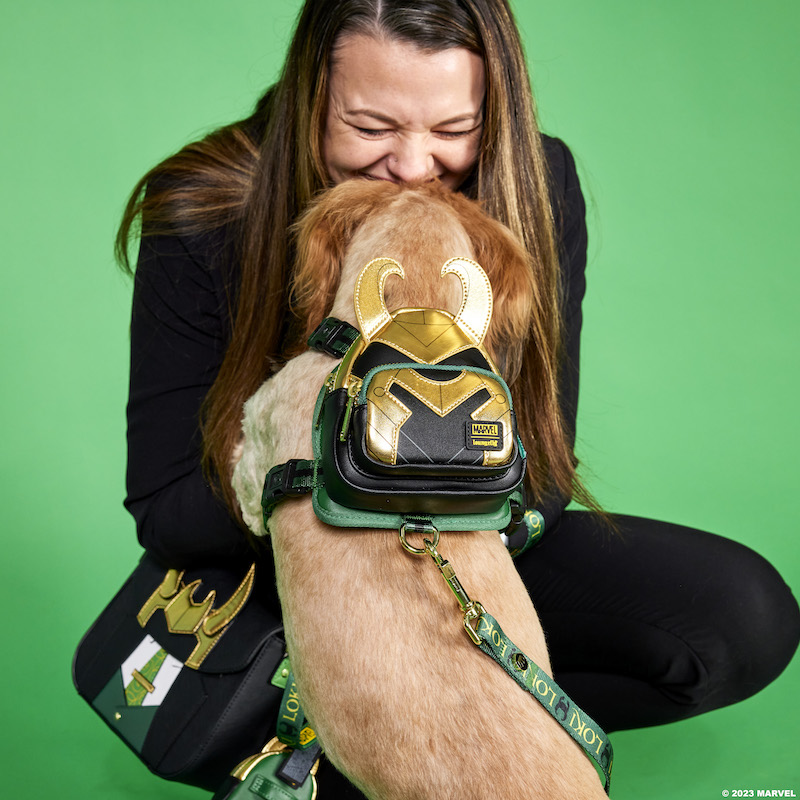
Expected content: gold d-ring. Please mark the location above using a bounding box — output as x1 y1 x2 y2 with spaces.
399 522 440 554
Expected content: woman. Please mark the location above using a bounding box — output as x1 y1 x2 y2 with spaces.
118 0 799 794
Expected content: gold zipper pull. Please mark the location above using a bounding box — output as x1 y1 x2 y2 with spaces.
315 371 338 430
339 378 362 441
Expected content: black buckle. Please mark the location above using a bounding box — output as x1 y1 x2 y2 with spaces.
267 460 307 500
262 460 315 526
307 317 359 357
276 743 322 789
509 498 525 527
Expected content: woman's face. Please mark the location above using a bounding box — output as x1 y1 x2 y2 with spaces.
323 34 485 189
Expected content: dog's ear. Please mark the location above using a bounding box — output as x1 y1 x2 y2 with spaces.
291 194 347 341
444 194 536 379
291 181 401 340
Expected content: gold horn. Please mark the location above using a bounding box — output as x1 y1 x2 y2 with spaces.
355 257 405 342
203 563 256 636
442 257 493 345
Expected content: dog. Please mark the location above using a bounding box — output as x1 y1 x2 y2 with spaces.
232 179 607 799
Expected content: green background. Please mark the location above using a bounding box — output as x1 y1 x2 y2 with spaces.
2 1 797 797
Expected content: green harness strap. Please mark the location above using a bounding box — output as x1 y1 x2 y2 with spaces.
261 458 541 552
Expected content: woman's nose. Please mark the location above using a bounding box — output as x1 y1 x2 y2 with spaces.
387 137 435 182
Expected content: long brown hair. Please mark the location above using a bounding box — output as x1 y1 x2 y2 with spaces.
117 0 597 522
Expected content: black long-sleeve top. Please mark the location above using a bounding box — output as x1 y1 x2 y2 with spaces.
124 135 588 568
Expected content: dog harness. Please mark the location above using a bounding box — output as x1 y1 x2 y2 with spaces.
255 257 612 795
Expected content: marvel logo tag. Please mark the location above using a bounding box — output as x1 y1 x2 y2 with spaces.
465 421 503 451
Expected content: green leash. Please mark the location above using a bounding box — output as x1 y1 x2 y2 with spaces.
476 612 612 790
276 669 319 751
400 523 613 793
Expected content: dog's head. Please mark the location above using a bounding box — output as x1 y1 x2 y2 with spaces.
291 180 535 383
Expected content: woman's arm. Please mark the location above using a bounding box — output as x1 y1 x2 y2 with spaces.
537 136 589 528
125 226 251 565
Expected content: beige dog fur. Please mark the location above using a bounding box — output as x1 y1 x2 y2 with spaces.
232 181 607 799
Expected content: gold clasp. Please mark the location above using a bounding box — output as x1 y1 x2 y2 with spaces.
461 600 485 646
423 538 485 646
399 521 484 646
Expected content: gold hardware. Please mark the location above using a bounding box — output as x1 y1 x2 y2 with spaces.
316 371 338 429
462 601 485 646
398 523 485 645
422 535 484 646
230 735 319 799
339 378 363 441
132 669 155 694
399 522 440 554
232 737 287 781
114 712 122 721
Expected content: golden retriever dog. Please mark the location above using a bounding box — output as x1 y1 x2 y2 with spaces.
232 180 607 799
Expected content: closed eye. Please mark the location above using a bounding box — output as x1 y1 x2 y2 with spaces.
354 125 481 139
355 126 389 138
435 125 482 139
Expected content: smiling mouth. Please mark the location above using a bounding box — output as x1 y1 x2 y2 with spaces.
358 172 441 184
356 173 402 184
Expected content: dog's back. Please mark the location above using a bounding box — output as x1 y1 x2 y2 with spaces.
233 181 606 799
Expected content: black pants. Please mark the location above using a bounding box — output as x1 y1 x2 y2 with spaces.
317 512 800 796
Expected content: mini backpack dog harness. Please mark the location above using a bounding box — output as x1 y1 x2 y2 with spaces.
249 257 613 796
